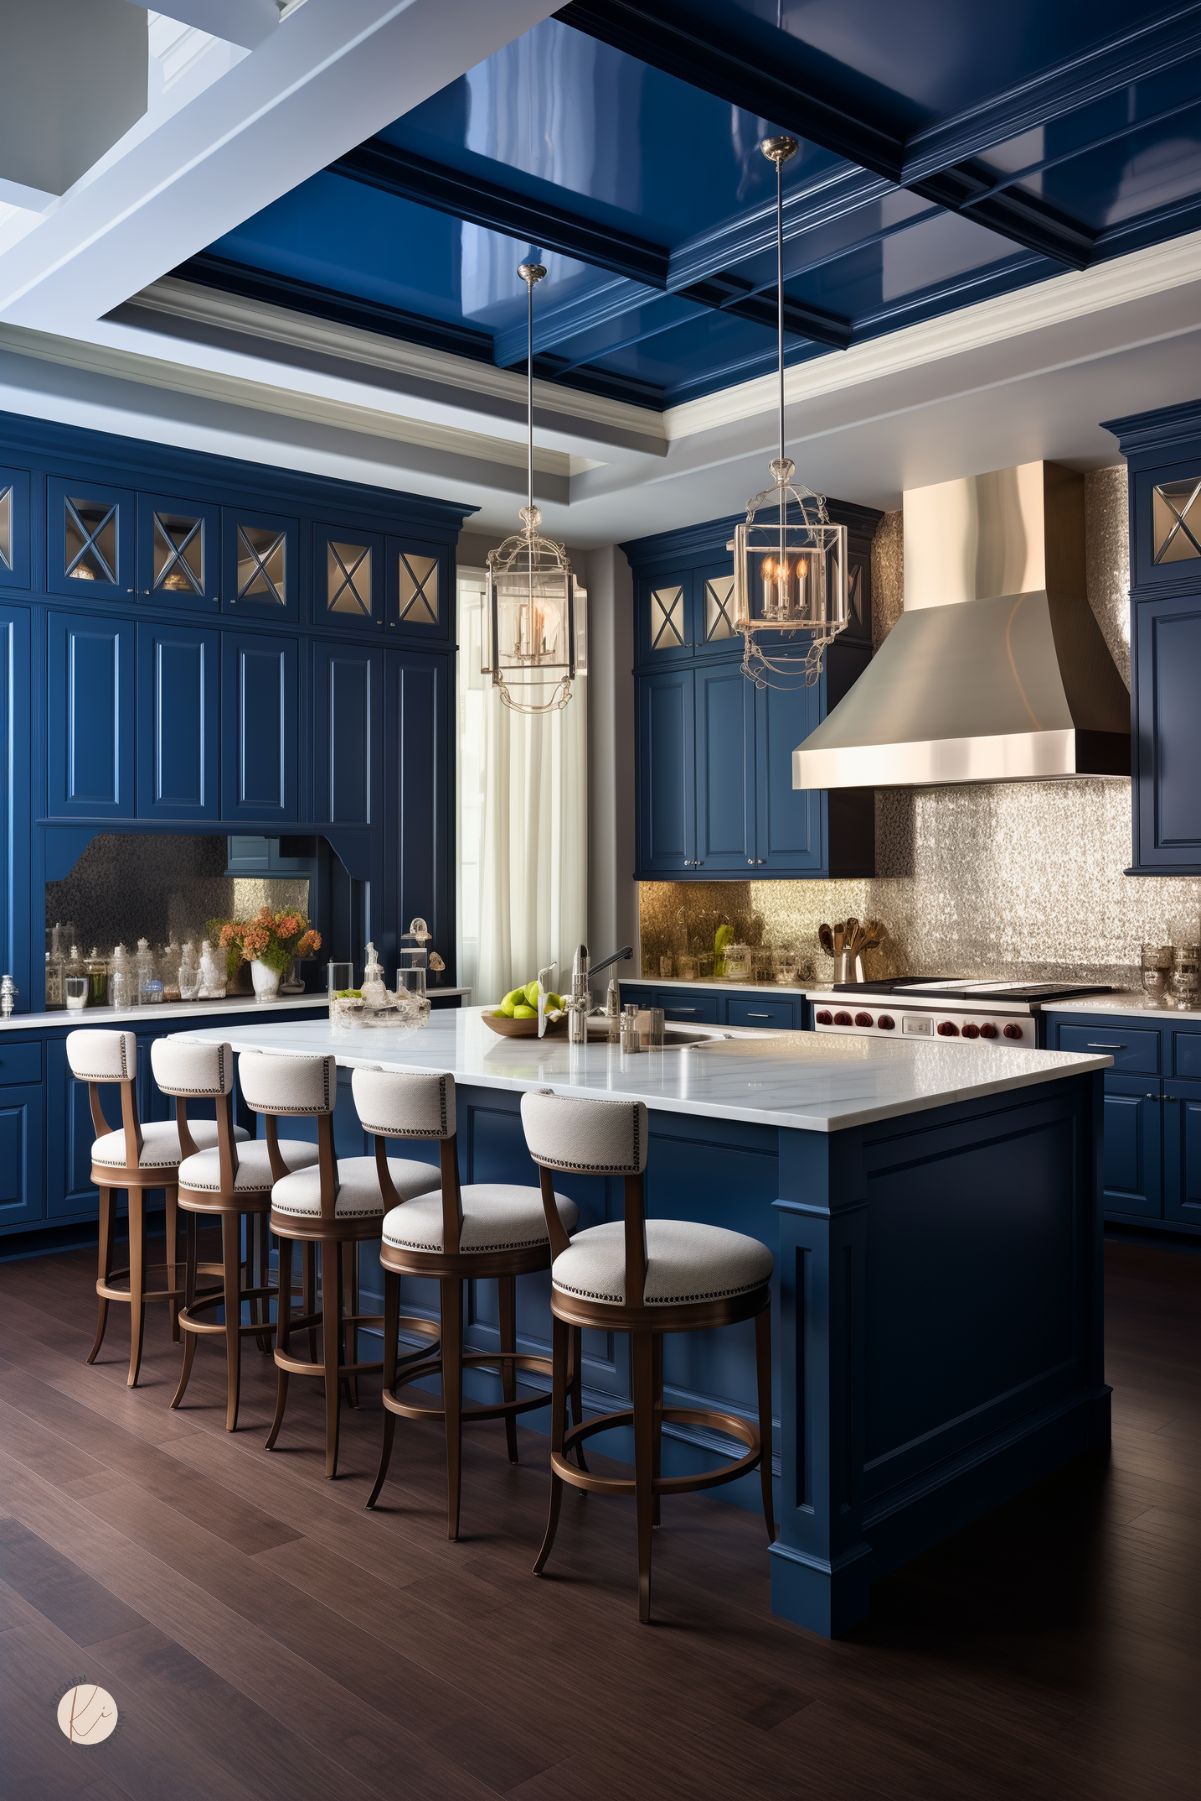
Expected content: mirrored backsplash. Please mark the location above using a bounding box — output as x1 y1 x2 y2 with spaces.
639 468 1201 989
45 834 309 960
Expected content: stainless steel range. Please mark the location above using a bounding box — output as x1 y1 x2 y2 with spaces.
808 977 1117 1049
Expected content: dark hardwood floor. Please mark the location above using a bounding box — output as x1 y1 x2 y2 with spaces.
0 1234 1198 1801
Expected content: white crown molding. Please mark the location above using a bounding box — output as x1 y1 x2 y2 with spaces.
667 228 1201 441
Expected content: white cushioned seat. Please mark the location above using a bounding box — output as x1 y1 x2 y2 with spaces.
91 1117 248 1170
551 1219 772 1307
270 1154 435 1220
178 1137 320 1195
382 1183 578 1256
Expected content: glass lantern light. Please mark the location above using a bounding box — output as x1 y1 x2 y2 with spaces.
733 137 847 689
483 262 580 714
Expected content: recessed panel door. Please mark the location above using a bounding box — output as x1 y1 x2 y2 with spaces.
46 611 135 818
220 630 299 823
136 622 219 819
312 641 382 827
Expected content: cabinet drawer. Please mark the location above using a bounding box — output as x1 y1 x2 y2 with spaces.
726 995 799 1031
0 1041 41 1086
1055 1022 1160 1074
1168 1030 1201 1080
651 990 724 1026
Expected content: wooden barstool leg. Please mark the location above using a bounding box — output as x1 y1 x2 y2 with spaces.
366 1269 400 1510
754 1305 776 1543
498 1274 519 1464
127 1192 146 1389
303 1240 317 1362
221 1212 242 1433
266 1235 291 1451
651 1333 664 1527
170 1213 199 1409
87 1189 114 1365
569 1326 589 1472
441 1276 464 1540
342 1243 359 1409
533 1313 569 1575
165 1185 180 1342
254 1212 272 1354
631 1330 657 1623
321 1240 343 1479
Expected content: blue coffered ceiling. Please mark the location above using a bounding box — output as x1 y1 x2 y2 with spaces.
176 0 1201 411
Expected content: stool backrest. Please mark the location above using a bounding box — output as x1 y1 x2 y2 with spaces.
351 1065 461 1251
66 1029 142 1169
151 1037 239 1190
238 1050 338 1212
521 1090 649 1303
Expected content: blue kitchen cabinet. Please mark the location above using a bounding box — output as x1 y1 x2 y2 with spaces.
387 537 449 640
313 523 384 630
220 628 300 823
1096 1077 1162 1219
222 507 301 621
0 1080 46 1229
46 475 136 601
46 611 136 819
636 668 695 874
136 621 220 820
0 607 30 1001
224 835 313 876
754 678 822 872
620 982 804 1031
694 662 753 872
311 641 382 828
1163 1082 1201 1227
390 649 452 952
46 1038 102 1224
0 464 31 591
138 493 221 610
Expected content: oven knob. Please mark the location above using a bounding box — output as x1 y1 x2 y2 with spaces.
937 1020 959 1037
979 1022 999 1039
815 1009 833 1025
877 1014 895 1030
961 1022 980 1039
854 1011 874 1027
833 1010 853 1026
1003 1022 1024 1040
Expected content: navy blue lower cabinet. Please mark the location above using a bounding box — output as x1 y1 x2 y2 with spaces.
1133 594 1201 872
220 628 300 823
0 1080 46 1229
46 610 136 819
620 983 803 1031
136 621 220 820
1163 1082 1201 1226
311 640 382 828
694 662 753 871
1097 1076 1162 1219
636 668 695 874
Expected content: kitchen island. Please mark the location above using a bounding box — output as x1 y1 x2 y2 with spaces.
182 1010 1112 1637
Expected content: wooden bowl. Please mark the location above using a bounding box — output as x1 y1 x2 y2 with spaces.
481 1009 567 1038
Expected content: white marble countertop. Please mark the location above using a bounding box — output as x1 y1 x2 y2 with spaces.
623 974 813 996
177 1006 1110 1134
1041 990 1201 1023
0 989 470 1033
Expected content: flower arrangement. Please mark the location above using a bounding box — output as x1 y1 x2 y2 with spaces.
211 907 322 979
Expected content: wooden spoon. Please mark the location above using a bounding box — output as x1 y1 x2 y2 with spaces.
818 923 835 956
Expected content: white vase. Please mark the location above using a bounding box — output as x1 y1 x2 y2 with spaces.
250 959 281 1002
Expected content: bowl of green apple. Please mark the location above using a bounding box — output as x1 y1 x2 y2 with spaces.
483 979 567 1037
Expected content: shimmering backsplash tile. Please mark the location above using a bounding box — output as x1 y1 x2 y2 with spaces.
640 468 1201 987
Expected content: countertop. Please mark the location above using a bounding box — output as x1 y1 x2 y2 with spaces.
178 1007 1110 1135
0 989 471 1033
1041 990 1201 1022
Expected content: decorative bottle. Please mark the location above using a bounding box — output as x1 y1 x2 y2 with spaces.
178 941 200 1002
197 940 225 1000
360 941 388 1010
107 944 131 1010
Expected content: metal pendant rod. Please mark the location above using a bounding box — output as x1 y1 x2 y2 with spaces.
776 149 785 472
518 260 546 519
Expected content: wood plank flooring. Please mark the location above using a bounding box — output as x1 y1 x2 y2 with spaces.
0 1234 1198 1801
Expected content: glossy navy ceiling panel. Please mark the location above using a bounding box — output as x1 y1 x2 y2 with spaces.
178 0 1201 410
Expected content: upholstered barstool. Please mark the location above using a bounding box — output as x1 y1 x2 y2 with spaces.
520 1088 776 1623
358 1066 584 1540
238 1050 440 1477
67 1027 242 1388
150 1037 320 1431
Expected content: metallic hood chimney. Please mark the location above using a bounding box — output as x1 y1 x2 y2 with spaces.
793 462 1130 789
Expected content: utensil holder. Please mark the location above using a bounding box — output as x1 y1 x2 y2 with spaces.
834 951 865 984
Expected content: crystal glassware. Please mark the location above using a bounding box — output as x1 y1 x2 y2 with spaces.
1141 942 1172 1005
395 965 430 1026
1169 945 1201 1012
327 961 358 1031
65 975 89 1012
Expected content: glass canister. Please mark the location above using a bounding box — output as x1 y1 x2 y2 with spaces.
1169 944 1201 1011
723 941 751 981
1140 942 1173 1004
177 942 199 1002
85 948 109 1008
108 944 132 1010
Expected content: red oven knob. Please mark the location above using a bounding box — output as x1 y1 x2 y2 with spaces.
937 1020 959 1037
961 1022 980 1039
979 1022 999 1039
1003 1022 1024 1040
815 1009 833 1025
877 1014 895 1030
833 1010 853 1026
854 1011 874 1027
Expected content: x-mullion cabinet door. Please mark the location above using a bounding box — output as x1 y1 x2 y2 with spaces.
137 493 220 610
47 476 136 601
314 524 384 630
223 508 300 621
0 464 31 591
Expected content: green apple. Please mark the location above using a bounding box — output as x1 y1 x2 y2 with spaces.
523 979 542 1007
545 991 563 1011
499 988 523 1017
512 1003 537 1019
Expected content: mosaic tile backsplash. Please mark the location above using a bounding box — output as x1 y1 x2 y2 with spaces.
46 835 309 961
640 467 1201 989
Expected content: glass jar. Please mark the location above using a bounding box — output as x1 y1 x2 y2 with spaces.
1169 945 1201 1011
1140 942 1173 1004
723 941 751 981
108 944 132 1010
86 949 109 1008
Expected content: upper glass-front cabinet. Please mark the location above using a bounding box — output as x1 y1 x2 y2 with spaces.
0 465 30 591
387 538 446 636
138 494 219 609
639 560 738 661
47 476 135 600
222 507 299 620
314 523 383 629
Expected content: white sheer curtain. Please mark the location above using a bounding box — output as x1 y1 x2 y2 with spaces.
457 574 588 1003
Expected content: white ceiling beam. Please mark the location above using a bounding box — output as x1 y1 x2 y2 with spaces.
0 0 559 332
126 0 283 53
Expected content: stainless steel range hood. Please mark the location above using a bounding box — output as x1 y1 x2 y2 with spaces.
793 462 1130 789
